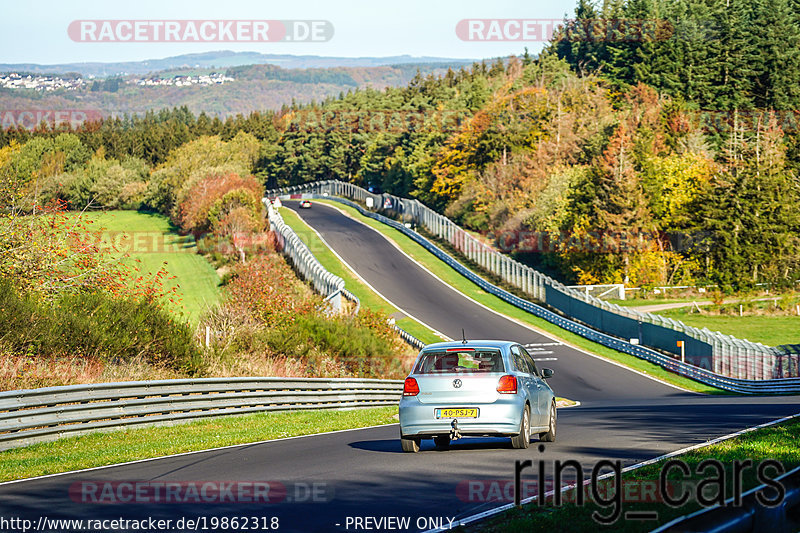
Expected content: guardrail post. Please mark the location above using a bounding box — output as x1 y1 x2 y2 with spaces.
325 290 343 314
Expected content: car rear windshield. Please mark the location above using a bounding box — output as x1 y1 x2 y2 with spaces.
413 350 505 374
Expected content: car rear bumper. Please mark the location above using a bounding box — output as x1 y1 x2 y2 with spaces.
399 397 524 437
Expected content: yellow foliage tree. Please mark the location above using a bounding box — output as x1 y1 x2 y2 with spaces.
647 151 717 228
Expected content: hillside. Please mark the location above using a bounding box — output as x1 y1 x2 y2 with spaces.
0 51 474 77
0 61 470 118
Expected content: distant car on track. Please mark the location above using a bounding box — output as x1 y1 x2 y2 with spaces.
299 200 312 209
399 340 556 452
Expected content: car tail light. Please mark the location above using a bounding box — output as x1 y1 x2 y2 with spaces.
497 375 517 394
403 377 420 396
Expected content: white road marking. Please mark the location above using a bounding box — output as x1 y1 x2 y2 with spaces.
525 342 563 347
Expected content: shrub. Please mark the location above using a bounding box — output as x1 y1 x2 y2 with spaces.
0 279 204 375
145 134 260 216
200 255 414 379
225 254 318 328
224 313 408 378
176 172 263 234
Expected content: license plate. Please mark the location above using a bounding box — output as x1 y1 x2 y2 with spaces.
435 408 478 419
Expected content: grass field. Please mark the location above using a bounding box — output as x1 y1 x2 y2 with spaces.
0 406 398 482
83 210 221 325
278 207 443 345
471 415 800 532
656 308 800 346
316 200 722 394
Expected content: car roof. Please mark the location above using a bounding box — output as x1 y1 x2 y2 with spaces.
420 340 516 351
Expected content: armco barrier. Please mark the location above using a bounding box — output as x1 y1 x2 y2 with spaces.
393 324 427 351
0 377 403 451
267 201 345 303
654 465 800 532
266 183 800 393
266 199 423 347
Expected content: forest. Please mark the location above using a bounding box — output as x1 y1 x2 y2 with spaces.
2 0 799 291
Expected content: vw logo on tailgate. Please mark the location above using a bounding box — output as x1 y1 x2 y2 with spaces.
452 379 462 388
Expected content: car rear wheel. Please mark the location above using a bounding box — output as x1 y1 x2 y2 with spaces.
511 405 531 449
539 401 557 442
401 435 420 453
433 435 450 449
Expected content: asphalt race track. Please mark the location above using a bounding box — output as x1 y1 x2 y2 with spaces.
2 200 799 533
289 202 682 403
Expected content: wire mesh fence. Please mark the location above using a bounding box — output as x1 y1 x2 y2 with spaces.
265 180 800 383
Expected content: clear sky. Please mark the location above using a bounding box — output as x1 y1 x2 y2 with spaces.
0 0 577 65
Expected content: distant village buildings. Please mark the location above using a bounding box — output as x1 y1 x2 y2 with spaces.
0 72 234 91
132 73 233 87
0 73 85 91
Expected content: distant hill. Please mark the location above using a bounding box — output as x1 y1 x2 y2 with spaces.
0 51 475 78
0 60 475 118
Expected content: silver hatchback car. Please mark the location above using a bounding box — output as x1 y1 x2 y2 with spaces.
398 340 556 452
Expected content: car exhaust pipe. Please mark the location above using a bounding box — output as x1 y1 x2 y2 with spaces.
450 419 462 441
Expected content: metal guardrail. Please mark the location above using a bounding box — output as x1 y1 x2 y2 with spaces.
654 465 800 532
0 377 403 451
265 198 425 348
281 182 781 382
392 325 427 350
265 183 800 394
265 181 799 380
266 201 346 306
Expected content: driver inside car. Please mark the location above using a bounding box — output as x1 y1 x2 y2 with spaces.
433 353 459 372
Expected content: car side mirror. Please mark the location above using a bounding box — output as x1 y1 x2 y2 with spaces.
541 368 554 379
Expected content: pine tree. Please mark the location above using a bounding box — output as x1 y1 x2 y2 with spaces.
554 0 608 76
603 0 646 86
749 0 800 109
691 114 800 287
710 0 757 111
